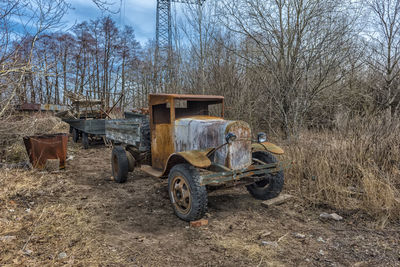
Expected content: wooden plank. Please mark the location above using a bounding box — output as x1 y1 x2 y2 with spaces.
261 194 293 208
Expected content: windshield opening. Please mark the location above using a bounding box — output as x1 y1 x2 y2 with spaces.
173 100 223 119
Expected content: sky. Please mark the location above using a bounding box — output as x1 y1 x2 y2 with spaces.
65 0 157 45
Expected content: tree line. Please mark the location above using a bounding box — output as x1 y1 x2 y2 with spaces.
1 0 400 138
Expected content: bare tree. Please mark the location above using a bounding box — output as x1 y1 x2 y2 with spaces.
118 26 141 109
218 0 359 138
0 0 69 117
92 0 120 14
180 0 219 94
366 0 400 116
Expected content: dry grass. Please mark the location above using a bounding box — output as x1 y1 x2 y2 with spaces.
216 237 283 266
0 169 120 266
283 115 400 225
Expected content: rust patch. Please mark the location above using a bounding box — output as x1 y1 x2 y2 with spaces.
23 133 68 169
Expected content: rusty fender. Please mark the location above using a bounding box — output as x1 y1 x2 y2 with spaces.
252 142 284 155
175 149 213 168
161 148 214 176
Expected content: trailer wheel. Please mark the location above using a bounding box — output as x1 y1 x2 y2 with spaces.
246 151 284 200
168 164 207 221
72 128 79 143
82 132 89 149
111 146 129 183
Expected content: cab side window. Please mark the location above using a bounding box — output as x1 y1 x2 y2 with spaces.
152 104 170 124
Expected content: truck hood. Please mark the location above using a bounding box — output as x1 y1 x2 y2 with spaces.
174 116 252 170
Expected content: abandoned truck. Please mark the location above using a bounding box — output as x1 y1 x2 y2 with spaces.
106 94 285 221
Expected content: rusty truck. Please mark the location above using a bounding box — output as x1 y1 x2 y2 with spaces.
106 94 285 221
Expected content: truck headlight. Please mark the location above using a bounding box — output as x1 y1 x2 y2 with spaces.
257 132 267 143
225 132 237 144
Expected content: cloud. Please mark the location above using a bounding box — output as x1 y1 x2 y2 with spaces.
64 0 157 45
121 0 156 44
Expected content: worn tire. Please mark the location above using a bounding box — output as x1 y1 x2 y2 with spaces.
72 128 79 143
246 151 284 200
111 146 129 183
82 132 89 149
168 164 208 221
141 119 151 150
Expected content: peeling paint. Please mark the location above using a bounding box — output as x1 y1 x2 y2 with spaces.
226 121 252 170
175 117 251 170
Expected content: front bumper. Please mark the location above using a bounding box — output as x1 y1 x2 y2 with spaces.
199 162 286 186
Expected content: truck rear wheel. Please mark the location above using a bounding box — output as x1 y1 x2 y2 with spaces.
168 164 208 221
72 128 79 143
82 132 89 149
111 146 129 183
246 151 284 200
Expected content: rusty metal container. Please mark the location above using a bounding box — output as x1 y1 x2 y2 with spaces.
23 133 68 169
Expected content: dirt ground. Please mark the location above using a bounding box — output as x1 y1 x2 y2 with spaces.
1 139 400 266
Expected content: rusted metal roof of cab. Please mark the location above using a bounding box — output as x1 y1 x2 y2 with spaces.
149 93 224 105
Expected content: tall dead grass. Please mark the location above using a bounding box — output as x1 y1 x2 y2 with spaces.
283 115 400 225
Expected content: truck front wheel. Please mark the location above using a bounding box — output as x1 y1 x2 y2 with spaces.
168 164 208 221
246 151 284 200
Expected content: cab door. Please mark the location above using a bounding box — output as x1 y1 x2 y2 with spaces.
150 100 175 170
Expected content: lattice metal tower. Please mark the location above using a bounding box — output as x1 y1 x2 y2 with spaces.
155 0 205 92
156 0 205 51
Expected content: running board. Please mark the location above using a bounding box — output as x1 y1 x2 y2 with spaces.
140 165 163 178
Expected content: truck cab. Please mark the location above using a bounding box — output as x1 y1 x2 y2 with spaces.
150 94 225 171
